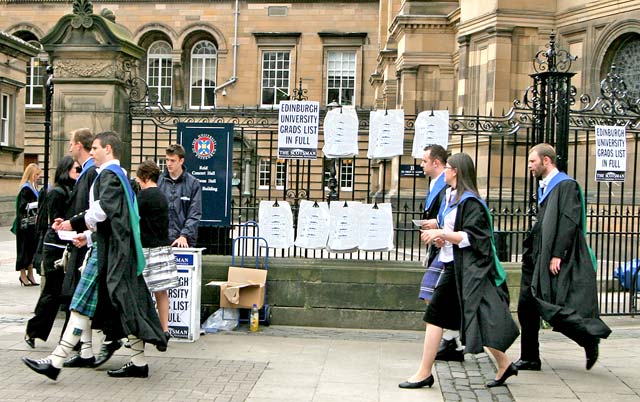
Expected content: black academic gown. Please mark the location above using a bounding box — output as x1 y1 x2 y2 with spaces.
452 197 519 354
62 164 98 299
15 186 39 270
89 169 166 348
529 180 611 345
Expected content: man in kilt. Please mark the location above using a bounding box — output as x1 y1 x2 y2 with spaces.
22 132 166 380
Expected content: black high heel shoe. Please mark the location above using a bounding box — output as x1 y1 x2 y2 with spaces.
486 363 518 388
27 277 39 286
19 278 32 287
399 374 434 389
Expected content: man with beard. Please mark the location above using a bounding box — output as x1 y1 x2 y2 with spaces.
515 143 611 372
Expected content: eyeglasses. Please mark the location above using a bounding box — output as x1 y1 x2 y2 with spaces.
444 165 454 170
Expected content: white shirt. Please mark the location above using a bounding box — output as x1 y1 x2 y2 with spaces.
438 188 471 263
540 167 559 193
84 159 121 232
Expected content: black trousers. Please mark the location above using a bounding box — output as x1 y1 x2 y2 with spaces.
26 265 65 341
517 265 541 361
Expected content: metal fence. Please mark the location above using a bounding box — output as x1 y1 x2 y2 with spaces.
129 66 640 315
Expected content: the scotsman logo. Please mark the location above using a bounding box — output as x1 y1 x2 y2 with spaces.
192 134 217 159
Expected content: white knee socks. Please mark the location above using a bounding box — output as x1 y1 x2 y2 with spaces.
128 335 147 367
50 312 90 368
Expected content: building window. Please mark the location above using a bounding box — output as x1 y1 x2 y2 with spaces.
25 57 44 107
190 40 217 109
327 51 356 106
275 159 287 189
261 51 290 106
258 159 271 189
147 41 173 106
1 94 11 146
610 35 640 100
339 159 354 191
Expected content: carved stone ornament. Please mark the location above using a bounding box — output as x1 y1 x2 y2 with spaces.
55 59 115 78
71 0 94 29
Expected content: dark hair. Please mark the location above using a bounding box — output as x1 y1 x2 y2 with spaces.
136 159 160 183
424 144 448 164
529 143 556 164
94 131 123 159
448 153 479 203
54 155 76 188
166 143 186 159
71 128 94 151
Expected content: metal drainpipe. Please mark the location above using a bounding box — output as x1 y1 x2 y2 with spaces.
214 0 239 93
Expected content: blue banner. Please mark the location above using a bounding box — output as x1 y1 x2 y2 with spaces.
178 122 234 227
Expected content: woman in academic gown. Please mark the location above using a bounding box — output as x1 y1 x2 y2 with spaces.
400 153 519 389
13 163 42 286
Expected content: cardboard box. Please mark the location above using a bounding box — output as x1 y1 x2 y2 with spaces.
206 266 267 309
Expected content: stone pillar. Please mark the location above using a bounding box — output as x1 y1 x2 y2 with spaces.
40 0 145 172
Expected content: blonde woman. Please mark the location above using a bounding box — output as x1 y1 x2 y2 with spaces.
12 163 42 286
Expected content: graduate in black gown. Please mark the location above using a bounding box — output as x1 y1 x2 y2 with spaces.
400 153 519 390
515 143 611 372
13 163 42 286
22 131 166 381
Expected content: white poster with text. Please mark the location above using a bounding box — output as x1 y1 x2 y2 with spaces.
322 106 359 158
278 101 320 159
367 109 404 159
412 110 449 159
595 125 626 182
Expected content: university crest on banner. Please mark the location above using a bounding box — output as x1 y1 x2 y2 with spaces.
193 135 217 160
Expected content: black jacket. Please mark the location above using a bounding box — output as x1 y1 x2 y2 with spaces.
158 169 202 247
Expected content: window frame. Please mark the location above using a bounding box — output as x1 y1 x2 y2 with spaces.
275 159 288 190
1 93 12 146
326 50 357 107
260 49 291 107
258 159 271 190
25 56 44 108
339 159 354 191
146 40 173 107
189 40 218 110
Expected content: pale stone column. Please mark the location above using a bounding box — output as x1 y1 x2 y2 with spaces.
40 1 145 172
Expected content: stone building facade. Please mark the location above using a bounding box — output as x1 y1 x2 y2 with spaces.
0 0 638 205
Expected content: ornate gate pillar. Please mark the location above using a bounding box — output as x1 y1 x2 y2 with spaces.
40 0 145 171
528 32 576 172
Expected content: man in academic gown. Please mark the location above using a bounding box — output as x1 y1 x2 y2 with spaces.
418 144 463 361
515 143 611 372
22 131 166 381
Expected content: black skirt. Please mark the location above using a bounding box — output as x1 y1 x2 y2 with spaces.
423 262 460 330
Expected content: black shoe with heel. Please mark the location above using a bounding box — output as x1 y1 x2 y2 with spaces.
486 363 518 388
399 374 434 389
24 335 35 349
27 277 39 286
19 278 32 287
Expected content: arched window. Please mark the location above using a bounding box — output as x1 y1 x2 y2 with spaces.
190 40 217 109
25 41 45 107
146 41 173 106
610 35 640 100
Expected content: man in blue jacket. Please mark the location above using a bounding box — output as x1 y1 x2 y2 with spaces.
158 144 202 248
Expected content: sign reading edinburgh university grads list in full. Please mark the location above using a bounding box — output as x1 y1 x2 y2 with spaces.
278 101 320 159
595 125 626 182
178 123 234 226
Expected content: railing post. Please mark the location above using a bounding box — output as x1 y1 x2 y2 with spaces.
43 65 54 189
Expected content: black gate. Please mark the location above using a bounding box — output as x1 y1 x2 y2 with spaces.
128 37 640 316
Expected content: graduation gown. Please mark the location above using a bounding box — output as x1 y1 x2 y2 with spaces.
90 168 165 347
63 162 98 299
423 174 448 266
452 196 519 354
529 178 611 343
15 185 39 270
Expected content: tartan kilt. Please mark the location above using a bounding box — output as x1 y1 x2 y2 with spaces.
419 257 446 301
70 245 99 317
142 246 179 292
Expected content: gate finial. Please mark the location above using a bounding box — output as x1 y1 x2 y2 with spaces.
533 31 577 73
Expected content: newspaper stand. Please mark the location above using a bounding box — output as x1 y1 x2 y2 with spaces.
222 221 272 325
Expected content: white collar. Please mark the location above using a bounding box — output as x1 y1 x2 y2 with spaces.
540 167 559 188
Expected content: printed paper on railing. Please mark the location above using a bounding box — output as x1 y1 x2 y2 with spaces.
294 200 330 249
322 106 359 158
258 200 294 249
412 110 449 159
367 109 404 159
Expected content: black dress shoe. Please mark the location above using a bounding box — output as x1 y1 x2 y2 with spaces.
514 359 541 371
585 342 599 370
107 362 149 378
22 357 61 381
398 374 434 389
92 340 122 368
437 337 456 354
486 363 518 388
24 335 35 349
435 338 464 362
63 354 96 368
